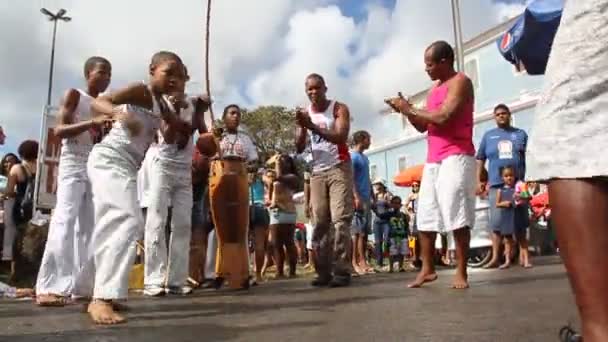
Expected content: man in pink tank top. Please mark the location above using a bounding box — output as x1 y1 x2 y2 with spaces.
386 41 476 290
295 73 354 288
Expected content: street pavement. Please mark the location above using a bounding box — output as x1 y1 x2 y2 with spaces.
0 256 577 342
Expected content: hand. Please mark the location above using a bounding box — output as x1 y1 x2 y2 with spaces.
295 108 314 129
91 115 113 128
354 196 362 211
384 92 412 114
197 94 212 106
166 94 188 110
476 182 486 196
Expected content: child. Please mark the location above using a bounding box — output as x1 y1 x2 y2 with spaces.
87 51 186 325
36 57 112 306
495 166 530 269
143 66 210 297
266 154 299 278
387 196 409 273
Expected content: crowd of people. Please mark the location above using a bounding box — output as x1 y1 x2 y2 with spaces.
0 6 606 337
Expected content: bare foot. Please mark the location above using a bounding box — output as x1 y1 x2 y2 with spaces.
353 265 366 275
36 294 67 307
407 272 438 288
451 273 469 290
499 262 511 270
523 263 533 269
88 300 126 325
16 289 35 298
255 274 265 284
483 260 499 269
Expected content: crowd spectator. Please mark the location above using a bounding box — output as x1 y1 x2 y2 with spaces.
371 179 392 269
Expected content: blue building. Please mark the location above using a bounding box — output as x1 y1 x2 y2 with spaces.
367 18 544 201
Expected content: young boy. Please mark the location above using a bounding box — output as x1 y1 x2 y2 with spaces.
387 196 409 273
36 56 112 306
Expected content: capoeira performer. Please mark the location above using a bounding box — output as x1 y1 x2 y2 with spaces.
87 51 188 324
36 56 112 306
144 67 210 296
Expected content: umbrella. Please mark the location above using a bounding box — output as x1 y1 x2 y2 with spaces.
393 164 424 187
497 0 563 75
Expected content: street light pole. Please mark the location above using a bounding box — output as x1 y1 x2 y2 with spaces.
450 0 465 72
41 8 71 107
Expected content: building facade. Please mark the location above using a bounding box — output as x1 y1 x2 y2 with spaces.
367 18 544 201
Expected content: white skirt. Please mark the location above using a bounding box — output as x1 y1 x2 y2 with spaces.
527 0 608 181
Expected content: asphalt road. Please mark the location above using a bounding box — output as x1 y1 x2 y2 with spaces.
0 256 577 342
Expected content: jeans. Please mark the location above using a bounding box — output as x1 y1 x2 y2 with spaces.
373 221 390 266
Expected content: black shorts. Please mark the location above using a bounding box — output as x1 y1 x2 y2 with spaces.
249 204 269 228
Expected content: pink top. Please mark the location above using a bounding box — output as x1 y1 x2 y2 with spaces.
425 74 475 163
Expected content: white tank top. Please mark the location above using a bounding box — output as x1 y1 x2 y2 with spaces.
59 89 95 170
97 86 162 169
308 100 349 173
156 96 194 169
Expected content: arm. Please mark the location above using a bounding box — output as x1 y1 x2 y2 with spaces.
4 165 21 198
389 75 474 126
53 89 97 139
295 127 308 154
310 102 350 145
495 189 512 208
406 114 429 133
92 83 178 136
192 96 210 134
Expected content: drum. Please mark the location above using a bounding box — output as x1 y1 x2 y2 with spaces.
209 157 250 289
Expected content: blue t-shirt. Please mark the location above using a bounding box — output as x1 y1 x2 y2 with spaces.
249 178 265 205
351 151 372 202
476 127 528 188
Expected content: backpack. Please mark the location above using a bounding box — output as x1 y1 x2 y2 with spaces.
13 165 35 225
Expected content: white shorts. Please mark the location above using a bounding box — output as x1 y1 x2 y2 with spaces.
417 154 476 233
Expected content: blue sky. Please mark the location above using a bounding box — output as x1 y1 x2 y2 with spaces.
0 0 529 156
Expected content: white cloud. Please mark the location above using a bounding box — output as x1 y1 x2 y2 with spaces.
0 0 516 155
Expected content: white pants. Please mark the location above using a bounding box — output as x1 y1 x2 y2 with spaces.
417 154 476 233
144 160 192 289
88 148 141 300
205 229 217 279
36 168 95 296
2 198 16 261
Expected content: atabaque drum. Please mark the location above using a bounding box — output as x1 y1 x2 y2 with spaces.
209 156 250 289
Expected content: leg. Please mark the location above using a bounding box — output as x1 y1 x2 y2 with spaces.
500 236 513 269
143 169 171 295
550 179 608 342
72 181 96 298
268 225 284 277
408 231 438 288
87 155 141 325
327 163 354 284
166 181 193 293
2 198 17 262
452 227 471 289
484 232 502 268
409 163 441 288
373 223 383 267
436 155 475 289
253 225 267 282
310 172 332 284
36 174 86 303
484 187 502 268
283 224 298 277
516 231 532 268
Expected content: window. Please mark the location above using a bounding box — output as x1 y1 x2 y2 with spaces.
397 156 408 172
464 57 480 91
370 164 378 180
